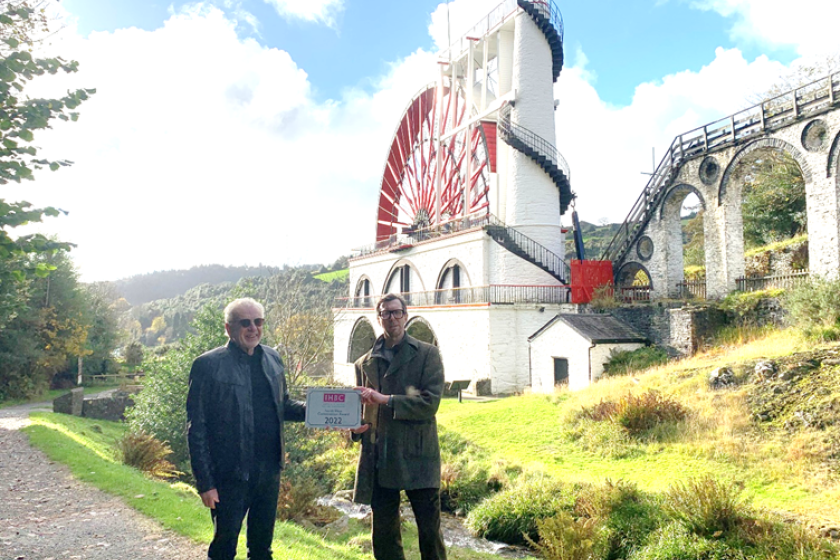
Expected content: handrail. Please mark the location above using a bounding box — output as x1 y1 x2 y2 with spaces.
601 71 840 264
335 283 571 308
439 0 518 61
486 215 571 282
520 0 564 43
498 104 570 179
437 0 564 62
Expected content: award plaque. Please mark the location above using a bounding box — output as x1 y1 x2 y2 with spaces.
305 388 362 429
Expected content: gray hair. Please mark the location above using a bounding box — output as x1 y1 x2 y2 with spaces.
376 293 407 314
224 298 265 324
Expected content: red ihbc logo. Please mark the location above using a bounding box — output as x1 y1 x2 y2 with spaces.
324 393 345 403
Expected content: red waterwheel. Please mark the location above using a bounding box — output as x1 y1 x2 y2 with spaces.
376 83 491 243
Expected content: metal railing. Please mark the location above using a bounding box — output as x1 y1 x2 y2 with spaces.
677 280 707 300
439 0 518 61
335 284 571 309
618 286 651 303
498 104 570 180
736 271 809 292
520 0 564 43
351 214 492 259
486 215 571 282
602 71 840 265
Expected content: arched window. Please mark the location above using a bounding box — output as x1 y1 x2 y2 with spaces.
436 260 469 304
354 277 373 308
385 261 422 304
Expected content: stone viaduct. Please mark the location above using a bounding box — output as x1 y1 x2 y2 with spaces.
602 72 840 299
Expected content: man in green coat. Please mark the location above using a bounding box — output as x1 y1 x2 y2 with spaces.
352 293 447 560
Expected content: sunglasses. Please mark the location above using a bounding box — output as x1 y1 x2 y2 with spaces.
378 309 405 319
236 318 265 328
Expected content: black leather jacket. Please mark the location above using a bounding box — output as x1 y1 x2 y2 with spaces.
186 341 305 493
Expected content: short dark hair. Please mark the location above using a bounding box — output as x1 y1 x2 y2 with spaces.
377 293 407 314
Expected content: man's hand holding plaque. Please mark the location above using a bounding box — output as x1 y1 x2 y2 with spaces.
304 388 363 430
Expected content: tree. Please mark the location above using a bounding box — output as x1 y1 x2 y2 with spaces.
127 305 228 469
262 270 343 387
742 152 806 248
0 2 95 310
0 249 91 400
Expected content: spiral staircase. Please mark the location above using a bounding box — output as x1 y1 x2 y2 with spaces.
484 0 572 285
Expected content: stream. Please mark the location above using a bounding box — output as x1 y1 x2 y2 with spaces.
317 493 532 557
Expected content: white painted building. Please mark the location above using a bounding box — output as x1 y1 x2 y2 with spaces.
529 314 646 392
333 1 581 395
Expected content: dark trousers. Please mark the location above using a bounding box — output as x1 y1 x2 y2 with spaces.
208 462 280 560
371 481 447 560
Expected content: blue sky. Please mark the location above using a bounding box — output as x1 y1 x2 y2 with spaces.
60 0 798 106
11 0 838 281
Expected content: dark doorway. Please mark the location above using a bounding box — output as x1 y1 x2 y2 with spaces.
553 358 569 386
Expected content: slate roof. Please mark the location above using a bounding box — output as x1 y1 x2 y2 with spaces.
529 314 647 344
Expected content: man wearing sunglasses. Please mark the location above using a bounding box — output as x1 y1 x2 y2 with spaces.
351 293 447 560
186 297 305 560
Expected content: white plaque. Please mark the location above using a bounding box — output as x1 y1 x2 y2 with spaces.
305 388 362 429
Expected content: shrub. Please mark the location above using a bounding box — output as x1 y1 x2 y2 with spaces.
580 391 688 437
785 278 840 334
590 284 619 310
465 474 576 545
662 477 749 538
526 511 608 560
603 347 669 377
575 479 661 559
276 464 326 521
118 430 179 479
633 521 739 560
439 429 510 514
718 289 784 327
126 305 227 472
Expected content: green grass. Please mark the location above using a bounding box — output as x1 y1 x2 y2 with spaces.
744 233 807 258
22 412 500 559
0 385 119 410
314 269 349 282
437 329 840 524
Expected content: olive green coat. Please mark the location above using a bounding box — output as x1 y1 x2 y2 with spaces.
352 334 444 505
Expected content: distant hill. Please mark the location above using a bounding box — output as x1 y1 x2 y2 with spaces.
566 220 621 261
113 264 284 305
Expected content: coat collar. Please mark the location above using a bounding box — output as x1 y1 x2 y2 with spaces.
361 334 419 389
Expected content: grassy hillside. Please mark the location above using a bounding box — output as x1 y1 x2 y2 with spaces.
439 328 839 527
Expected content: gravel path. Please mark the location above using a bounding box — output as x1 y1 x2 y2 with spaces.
0 403 206 560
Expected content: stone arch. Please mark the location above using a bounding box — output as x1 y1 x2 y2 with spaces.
828 129 840 179
406 316 439 346
719 137 812 203
353 275 374 307
383 259 425 297
659 183 707 296
614 261 653 289
347 316 376 363
659 183 706 221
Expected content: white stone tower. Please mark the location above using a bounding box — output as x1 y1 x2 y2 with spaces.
333 0 576 395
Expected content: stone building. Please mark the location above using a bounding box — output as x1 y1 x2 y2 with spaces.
529 314 646 392
333 0 578 395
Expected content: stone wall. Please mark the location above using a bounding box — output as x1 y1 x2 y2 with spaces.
744 240 808 277
610 303 680 352
669 306 729 355
610 303 729 356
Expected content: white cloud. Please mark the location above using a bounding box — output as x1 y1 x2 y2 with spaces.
262 0 344 28
555 47 787 225
10 5 434 282
690 0 840 58
11 0 827 280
